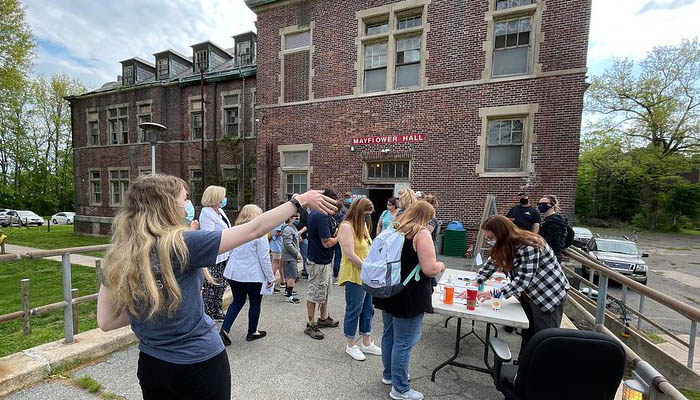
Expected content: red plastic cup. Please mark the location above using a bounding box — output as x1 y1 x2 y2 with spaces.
466 285 478 311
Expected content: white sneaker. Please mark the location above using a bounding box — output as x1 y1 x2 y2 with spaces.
390 387 423 400
346 345 366 361
359 342 382 356
382 374 410 385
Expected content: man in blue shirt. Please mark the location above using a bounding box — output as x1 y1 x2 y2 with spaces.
304 188 340 340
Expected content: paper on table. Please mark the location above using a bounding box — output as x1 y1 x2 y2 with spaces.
260 282 274 296
475 253 483 266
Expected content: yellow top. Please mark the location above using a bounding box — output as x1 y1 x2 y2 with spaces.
338 222 372 286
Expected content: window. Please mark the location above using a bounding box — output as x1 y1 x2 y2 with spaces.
89 170 101 205
496 0 533 10
367 161 410 180
364 42 388 92
286 173 307 199
123 66 134 86
108 106 128 144
395 36 421 88
358 6 425 93
189 169 203 205
279 144 312 201
195 50 208 72
486 118 524 170
157 58 169 79
137 103 152 142
237 41 252 65
222 167 239 209
87 110 99 146
222 94 239 138
493 17 531 77
283 151 309 168
109 169 129 206
285 31 310 51
190 99 204 140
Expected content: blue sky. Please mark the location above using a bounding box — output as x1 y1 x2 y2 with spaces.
23 0 700 90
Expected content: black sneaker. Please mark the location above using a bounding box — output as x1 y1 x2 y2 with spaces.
219 330 232 346
246 330 267 342
301 272 309 279
273 287 281 293
280 282 287 288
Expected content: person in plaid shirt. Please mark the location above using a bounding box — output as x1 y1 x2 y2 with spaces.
460 215 569 354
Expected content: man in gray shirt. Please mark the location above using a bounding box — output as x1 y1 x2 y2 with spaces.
281 214 301 303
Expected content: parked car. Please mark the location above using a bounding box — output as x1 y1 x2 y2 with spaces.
572 226 593 248
6 210 44 226
51 212 75 225
0 212 9 227
584 237 649 285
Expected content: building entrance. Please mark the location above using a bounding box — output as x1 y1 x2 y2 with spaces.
368 188 394 237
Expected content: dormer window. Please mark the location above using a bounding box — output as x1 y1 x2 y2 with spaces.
237 41 251 65
123 65 134 86
157 58 169 79
195 50 208 72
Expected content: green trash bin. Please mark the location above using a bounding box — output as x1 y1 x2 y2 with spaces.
442 229 467 257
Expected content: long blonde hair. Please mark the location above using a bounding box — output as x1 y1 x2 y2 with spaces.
394 201 435 239
104 174 194 320
399 188 417 210
344 198 373 241
235 204 263 226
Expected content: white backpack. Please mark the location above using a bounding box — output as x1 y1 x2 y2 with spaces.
361 227 421 299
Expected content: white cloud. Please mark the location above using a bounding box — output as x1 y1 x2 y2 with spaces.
24 0 256 89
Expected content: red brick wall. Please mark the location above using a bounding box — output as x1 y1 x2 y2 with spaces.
283 51 310 102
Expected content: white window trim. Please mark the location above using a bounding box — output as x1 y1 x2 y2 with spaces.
157 58 169 80
220 90 242 139
136 100 153 143
188 95 207 141
355 0 431 95
278 144 313 202
476 104 539 177
88 168 102 206
363 160 412 184
247 87 256 138
107 167 130 207
278 22 315 104
106 103 129 145
482 0 545 81
85 107 100 147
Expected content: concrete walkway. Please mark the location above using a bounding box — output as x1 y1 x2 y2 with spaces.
4 244 102 268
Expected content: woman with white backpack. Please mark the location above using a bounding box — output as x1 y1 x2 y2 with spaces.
372 201 445 400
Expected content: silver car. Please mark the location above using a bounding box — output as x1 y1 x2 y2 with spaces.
7 210 44 226
585 237 649 285
0 212 9 227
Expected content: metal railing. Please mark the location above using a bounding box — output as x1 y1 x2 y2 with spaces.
563 246 699 400
0 244 110 344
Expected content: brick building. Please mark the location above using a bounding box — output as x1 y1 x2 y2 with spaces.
67 32 258 235
249 0 591 240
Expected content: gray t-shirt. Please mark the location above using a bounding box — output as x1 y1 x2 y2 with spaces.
129 230 223 364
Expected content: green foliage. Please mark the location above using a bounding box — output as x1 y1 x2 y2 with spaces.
0 259 98 357
77 375 102 393
1 224 109 249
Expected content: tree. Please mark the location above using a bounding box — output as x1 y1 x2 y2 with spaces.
662 182 700 229
586 39 700 229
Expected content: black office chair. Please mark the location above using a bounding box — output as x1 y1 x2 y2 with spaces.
489 328 626 400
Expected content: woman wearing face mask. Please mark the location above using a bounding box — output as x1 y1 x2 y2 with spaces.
183 199 199 230
376 197 399 235
97 174 336 400
458 215 569 354
537 195 567 262
338 198 382 361
199 186 232 320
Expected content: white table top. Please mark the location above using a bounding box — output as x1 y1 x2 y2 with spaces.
431 269 530 329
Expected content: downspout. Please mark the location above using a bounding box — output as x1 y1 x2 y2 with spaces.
241 75 246 203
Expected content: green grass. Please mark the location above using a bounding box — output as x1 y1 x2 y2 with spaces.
77 375 102 393
681 389 700 400
1 225 109 250
646 332 667 344
681 229 700 236
0 258 99 357
100 392 124 400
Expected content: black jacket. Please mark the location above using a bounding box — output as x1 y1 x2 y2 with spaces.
539 213 567 257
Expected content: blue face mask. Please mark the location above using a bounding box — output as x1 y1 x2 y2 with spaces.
184 200 195 223
220 197 227 208
344 198 352 206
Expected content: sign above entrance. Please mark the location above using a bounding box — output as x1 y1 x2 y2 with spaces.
351 133 425 146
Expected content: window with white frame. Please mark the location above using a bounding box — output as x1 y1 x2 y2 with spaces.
222 94 239 138
157 58 169 79
237 41 252 65
189 168 203 205
190 100 204 140
280 146 311 200
123 65 134 86
222 167 239 209
359 6 425 93
496 0 533 10
109 169 129 206
137 103 152 142
492 16 531 77
367 161 410 180
89 170 101 205
87 111 99 146
195 50 208 72
486 118 525 171
108 106 128 145
284 31 310 51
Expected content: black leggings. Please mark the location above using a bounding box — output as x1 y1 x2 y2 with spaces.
137 349 230 400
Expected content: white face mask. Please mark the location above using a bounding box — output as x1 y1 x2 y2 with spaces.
487 239 497 247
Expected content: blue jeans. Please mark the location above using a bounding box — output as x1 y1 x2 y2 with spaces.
343 282 374 338
333 244 342 278
300 238 308 274
222 280 263 336
381 311 424 393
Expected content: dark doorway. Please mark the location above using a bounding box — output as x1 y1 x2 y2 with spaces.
368 188 394 238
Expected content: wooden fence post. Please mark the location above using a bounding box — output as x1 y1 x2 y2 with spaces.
21 279 31 335
71 288 79 335
95 259 102 291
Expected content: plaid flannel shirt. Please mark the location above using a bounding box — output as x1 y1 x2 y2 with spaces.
476 243 569 312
